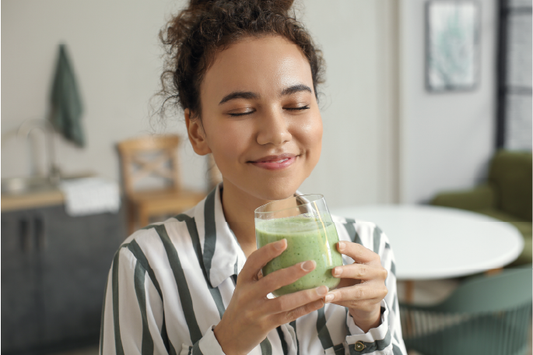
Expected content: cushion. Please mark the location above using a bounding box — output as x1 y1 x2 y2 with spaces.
488 150 532 222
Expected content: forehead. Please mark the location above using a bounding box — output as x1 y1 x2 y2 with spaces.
201 36 313 100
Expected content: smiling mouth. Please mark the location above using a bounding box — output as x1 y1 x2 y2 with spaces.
258 157 290 163
249 154 297 170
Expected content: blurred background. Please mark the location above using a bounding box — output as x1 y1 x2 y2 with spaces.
2 0 531 354
5 0 523 207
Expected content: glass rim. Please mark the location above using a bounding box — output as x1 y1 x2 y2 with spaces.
254 193 325 216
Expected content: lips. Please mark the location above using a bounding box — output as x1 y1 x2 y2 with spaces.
249 154 297 170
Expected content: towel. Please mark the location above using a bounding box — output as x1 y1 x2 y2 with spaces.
49 43 85 147
59 178 120 216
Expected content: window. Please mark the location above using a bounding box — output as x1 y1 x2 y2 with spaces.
497 0 532 150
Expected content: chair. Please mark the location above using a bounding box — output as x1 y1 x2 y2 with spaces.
400 267 532 355
117 134 206 235
431 150 532 265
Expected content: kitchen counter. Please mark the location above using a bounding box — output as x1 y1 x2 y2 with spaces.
2 189 65 212
1 172 102 212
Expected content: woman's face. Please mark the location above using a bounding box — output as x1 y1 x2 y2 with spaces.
187 35 322 204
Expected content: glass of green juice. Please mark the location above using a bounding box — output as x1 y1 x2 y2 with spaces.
255 194 343 296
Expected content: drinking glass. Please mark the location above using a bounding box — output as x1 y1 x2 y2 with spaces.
255 194 343 296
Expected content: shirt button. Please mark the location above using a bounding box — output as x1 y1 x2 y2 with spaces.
354 341 366 351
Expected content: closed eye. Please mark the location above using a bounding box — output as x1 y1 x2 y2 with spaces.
228 109 255 117
285 105 310 111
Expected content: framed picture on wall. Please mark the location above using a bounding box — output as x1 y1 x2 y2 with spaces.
425 1 480 92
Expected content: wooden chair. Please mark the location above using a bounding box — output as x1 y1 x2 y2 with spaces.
117 134 206 235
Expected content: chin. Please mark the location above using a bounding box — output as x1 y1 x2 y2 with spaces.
252 181 302 203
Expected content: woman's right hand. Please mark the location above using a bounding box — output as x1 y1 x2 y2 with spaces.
213 239 328 355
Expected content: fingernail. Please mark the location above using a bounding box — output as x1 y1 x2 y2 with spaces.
337 242 345 251
332 267 342 277
275 239 286 251
325 293 335 303
301 260 316 272
316 285 329 296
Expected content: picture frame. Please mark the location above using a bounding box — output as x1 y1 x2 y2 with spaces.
425 1 480 92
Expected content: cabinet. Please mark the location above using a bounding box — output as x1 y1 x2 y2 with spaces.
1 204 124 354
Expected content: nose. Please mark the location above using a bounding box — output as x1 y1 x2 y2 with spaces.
256 108 292 146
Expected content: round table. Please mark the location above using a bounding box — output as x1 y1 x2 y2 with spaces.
331 205 524 281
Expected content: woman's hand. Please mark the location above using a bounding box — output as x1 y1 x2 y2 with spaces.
326 241 388 333
214 239 329 355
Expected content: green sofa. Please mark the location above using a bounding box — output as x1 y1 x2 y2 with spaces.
431 150 532 266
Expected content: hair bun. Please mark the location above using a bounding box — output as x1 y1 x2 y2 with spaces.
189 0 213 9
188 0 295 13
270 0 295 13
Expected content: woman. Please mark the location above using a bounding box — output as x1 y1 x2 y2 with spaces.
100 1 406 354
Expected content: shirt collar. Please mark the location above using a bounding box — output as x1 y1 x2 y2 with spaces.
192 186 304 288
193 184 246 288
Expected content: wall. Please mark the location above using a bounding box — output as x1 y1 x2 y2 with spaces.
298 0 394 207
398 0 498 204
2 0 499 208
2 0 205 186
2 0 391 209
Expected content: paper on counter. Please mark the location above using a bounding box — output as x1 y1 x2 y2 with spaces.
59 177 120 216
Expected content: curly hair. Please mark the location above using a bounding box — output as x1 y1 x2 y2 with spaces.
158 0 325 119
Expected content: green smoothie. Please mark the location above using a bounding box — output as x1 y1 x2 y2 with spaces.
255 216 343 296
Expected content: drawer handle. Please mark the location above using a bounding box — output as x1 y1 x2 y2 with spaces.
34 216 46 251
19 218 31 252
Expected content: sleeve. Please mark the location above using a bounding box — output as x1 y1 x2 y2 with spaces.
338 221 408 355
100 245 172 355
99 244 227 355
178 327 226 355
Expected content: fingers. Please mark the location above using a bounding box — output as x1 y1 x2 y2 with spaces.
259 260 330 323
239 259 329 332
337 241 380 264
326 281 388 309
239 241 321 300
260 260 316 293
265 284 328 315
239 239 287 281
218 240 331 354
279 298 325 324
332 262 387 282
330 240 388 314
325 281 386 332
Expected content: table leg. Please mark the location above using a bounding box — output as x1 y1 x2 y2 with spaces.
404 280 414 303
402 280 415 338
486 268 503 276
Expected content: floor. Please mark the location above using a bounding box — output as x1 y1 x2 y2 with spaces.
50 279 531 355
52 347 98 355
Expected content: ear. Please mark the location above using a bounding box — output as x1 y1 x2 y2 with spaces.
185 108 212 155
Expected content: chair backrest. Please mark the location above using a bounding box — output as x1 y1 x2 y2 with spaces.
116 135 181 195
432 267 532 313
400 268 532 355
488 150 532 221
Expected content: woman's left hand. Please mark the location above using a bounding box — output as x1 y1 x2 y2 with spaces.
326 241 388 332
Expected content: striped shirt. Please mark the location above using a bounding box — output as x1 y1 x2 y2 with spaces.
100 186 407 355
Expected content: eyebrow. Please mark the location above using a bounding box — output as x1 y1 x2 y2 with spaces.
218 84 313 105
280 84 313 96
219 91 258 105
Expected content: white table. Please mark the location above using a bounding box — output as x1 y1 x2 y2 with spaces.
331 205 524 281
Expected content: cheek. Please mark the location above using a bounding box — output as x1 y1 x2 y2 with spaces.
299 114 323 152
204 122 252 163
